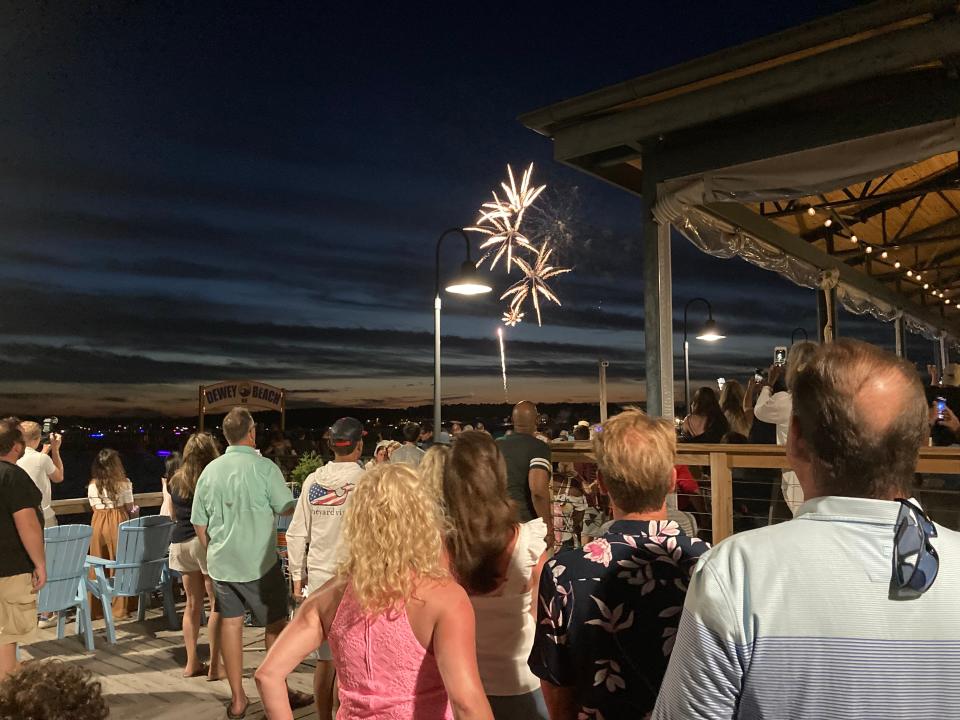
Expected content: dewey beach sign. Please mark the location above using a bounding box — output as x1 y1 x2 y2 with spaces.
198 380 286 431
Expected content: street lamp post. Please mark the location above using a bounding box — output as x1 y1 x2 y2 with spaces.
682 297 725 414
433 228 492 437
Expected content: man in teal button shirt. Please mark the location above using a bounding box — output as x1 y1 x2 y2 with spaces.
192 407 310 718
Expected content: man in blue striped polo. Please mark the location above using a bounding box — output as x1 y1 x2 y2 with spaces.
654 339 960 719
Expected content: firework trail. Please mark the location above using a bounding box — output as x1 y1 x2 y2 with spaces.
497 327 508 401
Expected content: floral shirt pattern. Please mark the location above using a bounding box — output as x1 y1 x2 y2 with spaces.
528 520 709 719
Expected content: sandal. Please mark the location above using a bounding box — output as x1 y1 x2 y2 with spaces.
225 700 248 719
183 663 208 678
288 689 314 709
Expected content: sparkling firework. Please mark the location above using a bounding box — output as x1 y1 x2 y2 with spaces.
497 328 508 400
500 241 572 326
501 307 524 327
468 163 545 272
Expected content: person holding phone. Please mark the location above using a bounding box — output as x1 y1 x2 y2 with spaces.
924 365 960 446
753 342 818 516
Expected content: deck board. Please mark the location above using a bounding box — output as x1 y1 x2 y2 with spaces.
19 604 319 719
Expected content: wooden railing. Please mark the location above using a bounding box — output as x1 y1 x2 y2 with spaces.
51 492 165 517
552 442 960 542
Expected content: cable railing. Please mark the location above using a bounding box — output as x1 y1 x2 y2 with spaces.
50 444 960 543
551 442 960 542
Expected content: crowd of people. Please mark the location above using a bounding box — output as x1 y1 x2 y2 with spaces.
2 339 960 718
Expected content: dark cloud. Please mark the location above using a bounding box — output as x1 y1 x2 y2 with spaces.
0 0 882 414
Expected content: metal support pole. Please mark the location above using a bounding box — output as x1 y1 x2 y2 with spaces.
432 227 476 437
433 294 442 437
894 315 906 358
817 286 838 343
642 175 674 420
599 360 609 423
198 386 204 433
683 340 691 416
939 333 948 375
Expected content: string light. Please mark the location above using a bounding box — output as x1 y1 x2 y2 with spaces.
924 283 930 289
907 270 913 277
865 246 873 254
824 218 833 227
894 261 902 269
807 207 816 216
850 234 858 243
880 251 889 259
947 299 952 305
916 274 922 282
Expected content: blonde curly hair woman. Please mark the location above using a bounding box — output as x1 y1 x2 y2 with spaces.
256 464 492 720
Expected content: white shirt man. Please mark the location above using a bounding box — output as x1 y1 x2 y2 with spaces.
284 416 365 719
17 423 64 528
654 340 960 719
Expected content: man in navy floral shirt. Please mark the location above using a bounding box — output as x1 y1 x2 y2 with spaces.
529 409 709 719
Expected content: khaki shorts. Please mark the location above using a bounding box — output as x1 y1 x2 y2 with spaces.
0 573 37 644
169 536 208 575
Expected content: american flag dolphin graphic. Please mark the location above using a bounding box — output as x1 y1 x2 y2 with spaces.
308 482 353 507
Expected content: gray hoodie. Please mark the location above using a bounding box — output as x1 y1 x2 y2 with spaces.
285 460 365 593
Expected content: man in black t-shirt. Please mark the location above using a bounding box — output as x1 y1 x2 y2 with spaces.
0 417 45 679
497 401 553 544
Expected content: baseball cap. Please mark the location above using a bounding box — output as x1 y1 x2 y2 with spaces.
435 431 452 445
330 417 365 447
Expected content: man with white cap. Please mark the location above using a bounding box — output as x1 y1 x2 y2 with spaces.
286 416 365 719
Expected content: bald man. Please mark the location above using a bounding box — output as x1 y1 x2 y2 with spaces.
498 401 552 544
655 339 960 719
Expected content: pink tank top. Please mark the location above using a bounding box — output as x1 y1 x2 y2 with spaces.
328 584 453 720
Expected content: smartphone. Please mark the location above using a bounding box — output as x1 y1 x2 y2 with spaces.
774 346 788 366
41 416 58 441
717 377 726 390
754 368 766 383
936 397 947 421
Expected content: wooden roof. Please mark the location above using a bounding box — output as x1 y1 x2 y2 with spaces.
759 152 960 313
521 0 960 334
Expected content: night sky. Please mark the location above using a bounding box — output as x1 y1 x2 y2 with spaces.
2 1 931 417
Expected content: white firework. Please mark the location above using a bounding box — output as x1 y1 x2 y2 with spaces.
468 163 545 272
502 307 524 327
500 241 571 326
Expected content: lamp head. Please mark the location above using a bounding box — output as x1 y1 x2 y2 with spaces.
696 318 725 342
445 260 493 295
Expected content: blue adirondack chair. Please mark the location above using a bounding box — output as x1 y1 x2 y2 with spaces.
85 515 177 644
38 524 95 651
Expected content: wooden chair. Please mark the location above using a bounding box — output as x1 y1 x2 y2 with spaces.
85 516 177 644
37 524 95 651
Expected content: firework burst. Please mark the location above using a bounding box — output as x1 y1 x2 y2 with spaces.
500 241 571 326
468 163 545 272
501 307 525 327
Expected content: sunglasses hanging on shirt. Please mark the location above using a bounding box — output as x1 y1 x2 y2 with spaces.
891 498 939 599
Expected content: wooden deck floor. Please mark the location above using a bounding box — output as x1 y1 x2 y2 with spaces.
19 602 319 719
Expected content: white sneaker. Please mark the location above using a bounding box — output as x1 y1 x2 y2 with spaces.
37 614 58 629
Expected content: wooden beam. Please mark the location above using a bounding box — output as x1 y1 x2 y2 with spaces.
710 452 734 542
633 70 960 189
802 168 960 242
551 16 960 162
521 0 956 136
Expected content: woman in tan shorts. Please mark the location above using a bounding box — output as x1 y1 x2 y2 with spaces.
168 433 224 679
